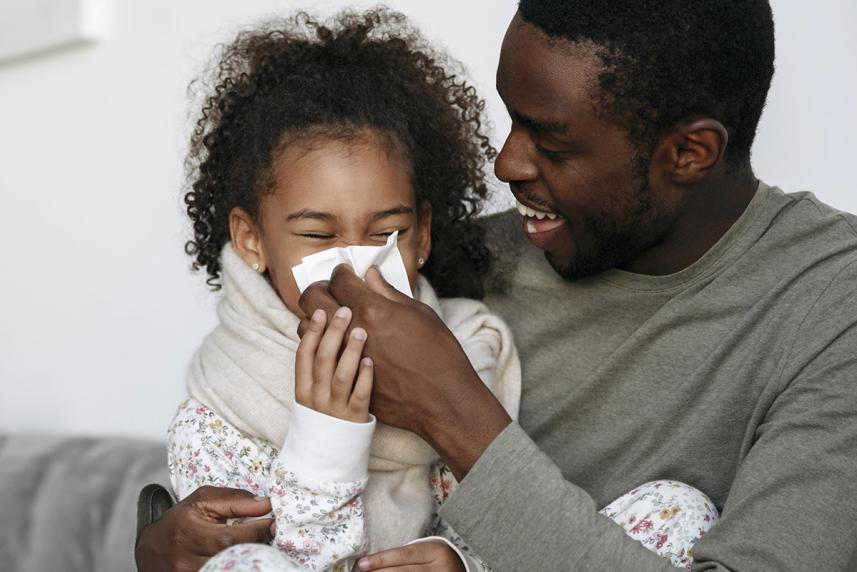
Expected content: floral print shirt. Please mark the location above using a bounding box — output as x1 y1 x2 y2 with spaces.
167 399 488 572
169 400 717 571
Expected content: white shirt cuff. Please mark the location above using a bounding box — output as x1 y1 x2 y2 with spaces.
407 536 472 572
278 402 375 482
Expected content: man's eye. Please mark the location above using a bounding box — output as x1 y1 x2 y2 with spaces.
536 145 567 161
301 233 335 240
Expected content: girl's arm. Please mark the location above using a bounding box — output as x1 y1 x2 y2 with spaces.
167 399 373 572
167 399 277 500
268 402 374 568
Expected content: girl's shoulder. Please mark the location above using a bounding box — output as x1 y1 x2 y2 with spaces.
437 296 512 350
168 399 276 454
169 398 218 432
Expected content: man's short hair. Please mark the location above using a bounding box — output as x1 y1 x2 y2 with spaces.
518 0 775 166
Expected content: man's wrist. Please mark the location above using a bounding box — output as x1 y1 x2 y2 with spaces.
422 379 511 481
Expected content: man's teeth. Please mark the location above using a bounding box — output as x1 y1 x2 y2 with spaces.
515 199 559 220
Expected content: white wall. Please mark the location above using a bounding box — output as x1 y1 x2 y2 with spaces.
1 1 854 440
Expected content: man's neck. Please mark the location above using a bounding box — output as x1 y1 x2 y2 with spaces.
622 169 759 276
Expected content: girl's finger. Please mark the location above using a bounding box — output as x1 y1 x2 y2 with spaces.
358 544 431 570
359 566 427 572
294 309 327 405
348 357 374 420
312 306 352 400
331 328 368 407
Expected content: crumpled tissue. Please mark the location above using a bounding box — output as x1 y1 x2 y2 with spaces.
291 231 413 298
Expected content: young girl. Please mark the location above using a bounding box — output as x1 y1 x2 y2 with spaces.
170 9 518 571
168 8 718 572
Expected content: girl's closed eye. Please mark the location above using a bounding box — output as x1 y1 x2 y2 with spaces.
372 227 410 239
299 232 336 240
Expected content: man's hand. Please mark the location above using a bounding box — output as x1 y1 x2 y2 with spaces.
357 540 466 571
134 486 273 572
298 265 511 480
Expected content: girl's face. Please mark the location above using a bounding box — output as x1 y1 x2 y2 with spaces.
229 130 431 317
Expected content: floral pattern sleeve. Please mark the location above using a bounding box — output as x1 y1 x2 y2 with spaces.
598 480 719 569
167 399 371 572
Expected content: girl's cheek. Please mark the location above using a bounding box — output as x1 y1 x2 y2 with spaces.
267 262 304 316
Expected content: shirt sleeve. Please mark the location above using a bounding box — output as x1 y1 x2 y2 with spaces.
167 399 278 500
269 403 375 569
428 462 494 572
167 399 376 572
691 260 857 571
439 262 857 572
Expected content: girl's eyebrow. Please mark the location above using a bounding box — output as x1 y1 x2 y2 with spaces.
286 209 336 222
372 205 414 221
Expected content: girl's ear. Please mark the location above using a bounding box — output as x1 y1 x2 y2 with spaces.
416 200 432 268
229 207 267 273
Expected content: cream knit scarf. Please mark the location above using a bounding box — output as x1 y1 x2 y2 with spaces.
187 244 520 553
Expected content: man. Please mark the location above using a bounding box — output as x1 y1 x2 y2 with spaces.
137 1 857 570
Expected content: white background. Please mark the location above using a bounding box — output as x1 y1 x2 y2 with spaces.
1 0 855 440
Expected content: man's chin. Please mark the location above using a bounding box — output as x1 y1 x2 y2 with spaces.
545 250 619 282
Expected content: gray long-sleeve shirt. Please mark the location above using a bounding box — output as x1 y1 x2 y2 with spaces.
440 182 857 571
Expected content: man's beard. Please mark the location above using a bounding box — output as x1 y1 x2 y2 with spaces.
548 175 671 281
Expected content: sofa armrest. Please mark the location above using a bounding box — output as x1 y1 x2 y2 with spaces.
135 483 175 547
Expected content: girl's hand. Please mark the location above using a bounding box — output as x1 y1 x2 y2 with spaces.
295 307 374 423
298 265 511 480
357 541 466 571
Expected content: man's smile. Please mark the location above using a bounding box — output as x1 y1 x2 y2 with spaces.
514 197 568 248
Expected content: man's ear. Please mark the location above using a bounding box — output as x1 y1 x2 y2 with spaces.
416 200 432 266
655 119 729 185
229 207 267 273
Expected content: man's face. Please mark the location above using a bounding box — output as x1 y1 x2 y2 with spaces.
495 14 676 280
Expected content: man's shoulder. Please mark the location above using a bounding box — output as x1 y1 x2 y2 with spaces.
762 186 857 275
779 188 857 239
747 186 857 336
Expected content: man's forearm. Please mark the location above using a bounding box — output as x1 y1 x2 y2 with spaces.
439 423 680 572
420 379 512 481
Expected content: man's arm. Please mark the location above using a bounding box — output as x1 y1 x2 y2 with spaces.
302 262 857 571
298 267 677 570
689 262 857 571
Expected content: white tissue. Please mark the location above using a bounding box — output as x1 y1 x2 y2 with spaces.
291 231 413 298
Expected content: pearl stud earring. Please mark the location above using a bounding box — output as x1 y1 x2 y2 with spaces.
417 258 425 267
252 263 260 271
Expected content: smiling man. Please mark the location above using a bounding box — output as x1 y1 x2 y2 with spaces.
137 1 857 570
298 1 857 570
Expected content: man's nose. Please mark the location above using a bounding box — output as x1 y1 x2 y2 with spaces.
494 126 538 184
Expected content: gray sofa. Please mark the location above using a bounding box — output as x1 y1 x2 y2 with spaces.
0 434 170 572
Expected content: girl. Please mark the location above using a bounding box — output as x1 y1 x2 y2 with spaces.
168 8 718 572
170 8 518 572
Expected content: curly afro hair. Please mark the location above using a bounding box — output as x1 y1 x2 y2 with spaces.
518 0 775 167
183 8 495 298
